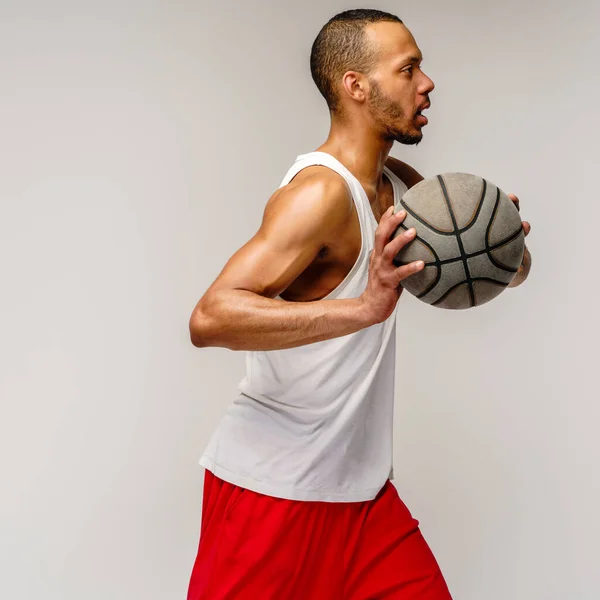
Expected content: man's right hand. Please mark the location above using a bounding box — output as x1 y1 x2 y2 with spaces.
189 172 424 351
360 206 425 324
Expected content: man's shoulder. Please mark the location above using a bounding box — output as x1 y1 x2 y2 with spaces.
266 166 353 230
385 156 425 189
286 164 350 192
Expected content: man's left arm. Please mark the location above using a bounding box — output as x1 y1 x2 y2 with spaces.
385 157 532 288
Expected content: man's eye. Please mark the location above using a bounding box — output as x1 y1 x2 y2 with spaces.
403 67 413 74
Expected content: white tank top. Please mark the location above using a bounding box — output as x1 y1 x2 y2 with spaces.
199 152 409 502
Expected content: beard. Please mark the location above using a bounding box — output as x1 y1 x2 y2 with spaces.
368 79 423 145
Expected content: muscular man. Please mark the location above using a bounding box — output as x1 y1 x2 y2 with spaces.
187 9 531 600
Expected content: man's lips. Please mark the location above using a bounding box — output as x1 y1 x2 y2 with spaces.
415 102 430 125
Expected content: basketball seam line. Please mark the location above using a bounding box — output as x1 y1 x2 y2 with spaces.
437 175 475 307
431 277 509 307
485 187 522 275
399 178 488 237
397 223 523 272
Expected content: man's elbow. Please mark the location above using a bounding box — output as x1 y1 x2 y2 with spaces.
189 289 245 350
189 313 204 347
189 306 216 348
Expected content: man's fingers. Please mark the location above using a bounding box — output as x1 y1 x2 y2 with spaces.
395 260 425 282
374 208 406 255
383 225 417 261
509 193 520 212
522 221 531 236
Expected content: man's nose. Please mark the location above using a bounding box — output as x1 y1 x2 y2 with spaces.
421 72 435 94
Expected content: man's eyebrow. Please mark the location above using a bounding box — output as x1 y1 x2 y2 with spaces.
396 55 423 66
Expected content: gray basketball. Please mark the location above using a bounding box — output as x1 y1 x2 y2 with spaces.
392 173 525 310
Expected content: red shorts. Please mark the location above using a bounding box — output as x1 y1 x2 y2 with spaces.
187 469 452 600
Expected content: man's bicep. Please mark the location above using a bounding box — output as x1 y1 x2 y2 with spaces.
208 227 324 300
202 178 351 300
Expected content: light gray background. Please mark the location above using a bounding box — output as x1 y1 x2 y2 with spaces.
1 1 599 598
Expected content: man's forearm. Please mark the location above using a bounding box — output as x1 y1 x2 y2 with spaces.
189 289 377 351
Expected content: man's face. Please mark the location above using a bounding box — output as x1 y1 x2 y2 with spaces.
363 22 435 144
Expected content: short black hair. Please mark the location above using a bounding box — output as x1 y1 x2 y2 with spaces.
310 9 404 114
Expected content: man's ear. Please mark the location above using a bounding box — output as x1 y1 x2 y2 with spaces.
341 71 369 104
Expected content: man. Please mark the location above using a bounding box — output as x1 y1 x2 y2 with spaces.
187 9 531 600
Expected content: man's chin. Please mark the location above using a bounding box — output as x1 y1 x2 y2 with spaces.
393 131 423 145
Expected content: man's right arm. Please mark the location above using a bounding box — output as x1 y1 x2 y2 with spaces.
188 171 377 352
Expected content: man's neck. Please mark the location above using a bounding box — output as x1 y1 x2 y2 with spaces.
316 121 394 189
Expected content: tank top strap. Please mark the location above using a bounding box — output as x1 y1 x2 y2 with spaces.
382 165 409 209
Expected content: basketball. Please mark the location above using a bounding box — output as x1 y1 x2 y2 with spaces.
392 173 525 309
